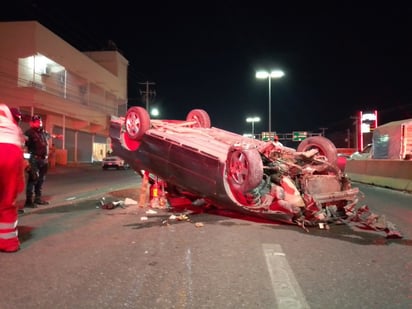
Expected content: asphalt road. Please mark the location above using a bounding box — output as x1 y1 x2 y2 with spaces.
2 164 411 309
16 164 142 211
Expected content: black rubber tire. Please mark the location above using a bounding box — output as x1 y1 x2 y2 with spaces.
225 145 263 193
125 106 151 140
186 109 211 128
296 136 338 165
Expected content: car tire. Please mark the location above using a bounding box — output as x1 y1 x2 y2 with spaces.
125 106 151 141
296 136 338 166
186 109 211 128
225 145 263 193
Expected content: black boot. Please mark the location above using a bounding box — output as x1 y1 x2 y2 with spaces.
24 196 37 208
34 196 49 205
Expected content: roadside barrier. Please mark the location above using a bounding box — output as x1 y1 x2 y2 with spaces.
345 159 412 192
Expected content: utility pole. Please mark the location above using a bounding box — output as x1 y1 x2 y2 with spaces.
350 116 359 151
138 81 156 111
319 127 328 136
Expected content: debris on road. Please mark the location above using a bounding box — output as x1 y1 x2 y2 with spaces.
98 197 125 210
124 197 138 205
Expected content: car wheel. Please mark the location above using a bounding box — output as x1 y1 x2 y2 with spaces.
125 106 151 140
186 109 211 128
226 145 263 193
296 136 338 165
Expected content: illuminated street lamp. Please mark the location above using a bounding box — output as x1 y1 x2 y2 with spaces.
256 69 285 133
150 107 159 117
246 116 260 136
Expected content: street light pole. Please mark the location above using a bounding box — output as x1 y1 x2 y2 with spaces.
268 77 271 133
139 81 156 111
256 70 285 134
246 116 260 137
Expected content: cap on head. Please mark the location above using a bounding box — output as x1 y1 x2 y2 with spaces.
32 115 42 121
9 107 22 122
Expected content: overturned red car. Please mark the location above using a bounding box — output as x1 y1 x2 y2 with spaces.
109 107 401 237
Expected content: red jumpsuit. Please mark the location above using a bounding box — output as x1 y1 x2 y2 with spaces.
0 104 25 252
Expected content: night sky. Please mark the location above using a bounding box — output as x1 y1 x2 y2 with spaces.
2 2 412 146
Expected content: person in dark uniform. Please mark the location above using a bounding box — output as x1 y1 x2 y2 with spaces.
9 107 28 215
24 115 50 208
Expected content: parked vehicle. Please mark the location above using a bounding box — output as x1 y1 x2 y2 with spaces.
102 156 129 170
336 148 356 159
372 118 412 160
349 144 372 160
108 107 401 237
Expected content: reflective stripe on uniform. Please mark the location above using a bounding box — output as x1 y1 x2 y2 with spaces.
0 220 18 229
0 230 18 239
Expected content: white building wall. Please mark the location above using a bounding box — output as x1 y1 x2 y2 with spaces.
0 20 129 164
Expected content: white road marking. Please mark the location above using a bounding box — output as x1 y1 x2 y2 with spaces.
185 248 194 306
263 244 310 309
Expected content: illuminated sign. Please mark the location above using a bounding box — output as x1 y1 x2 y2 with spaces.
361 113 377 122
292 131 307 141
361 123 370 133
261 132 276 141
357 110 379 151
360 110 378 129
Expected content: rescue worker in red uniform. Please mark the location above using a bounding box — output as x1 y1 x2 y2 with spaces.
0 104 25 252
24 115 50 208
